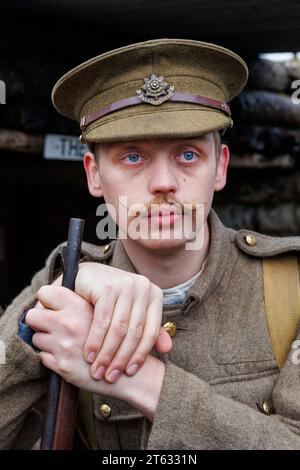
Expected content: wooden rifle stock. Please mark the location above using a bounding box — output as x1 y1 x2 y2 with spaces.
40 218 85 450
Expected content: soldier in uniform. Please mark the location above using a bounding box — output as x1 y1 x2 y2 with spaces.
1 39 300 450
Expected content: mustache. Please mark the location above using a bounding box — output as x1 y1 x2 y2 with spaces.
128 195 199 217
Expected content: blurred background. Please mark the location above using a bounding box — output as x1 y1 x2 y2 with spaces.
0 0 300 309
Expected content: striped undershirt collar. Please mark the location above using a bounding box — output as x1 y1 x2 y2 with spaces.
162 259 207 306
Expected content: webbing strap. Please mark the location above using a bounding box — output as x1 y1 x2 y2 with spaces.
263 256 300 369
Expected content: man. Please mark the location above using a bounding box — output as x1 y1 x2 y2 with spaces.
1 38 300 450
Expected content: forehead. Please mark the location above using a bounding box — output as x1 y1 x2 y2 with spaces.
97 133 214 154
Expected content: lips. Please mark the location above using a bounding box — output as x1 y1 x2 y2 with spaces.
147 205 182 217
148 211 177 217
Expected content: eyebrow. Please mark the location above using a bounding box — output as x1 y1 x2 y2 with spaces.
112 136 211 151
186 135 211 144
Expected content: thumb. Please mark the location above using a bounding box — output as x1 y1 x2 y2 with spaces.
155 326 173 354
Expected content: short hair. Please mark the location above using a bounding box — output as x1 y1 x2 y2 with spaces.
213 131 222 163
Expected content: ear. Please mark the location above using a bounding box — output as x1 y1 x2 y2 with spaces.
214 144 230 192
83 152 103 197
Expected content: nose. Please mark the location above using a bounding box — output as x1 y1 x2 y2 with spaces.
148 158 179 195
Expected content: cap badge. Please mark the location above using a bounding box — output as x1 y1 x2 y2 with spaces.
136 73 175 105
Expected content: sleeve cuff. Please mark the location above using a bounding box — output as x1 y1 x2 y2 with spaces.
18 301 37 348
146 360 202 449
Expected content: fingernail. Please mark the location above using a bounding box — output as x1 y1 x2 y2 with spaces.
126 363 139 375
106 369 121 383
93 366 105 380
87 352 95 363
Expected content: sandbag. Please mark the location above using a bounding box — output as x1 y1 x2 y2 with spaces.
248 59 290 92
225 125 300 157
232 90 300 128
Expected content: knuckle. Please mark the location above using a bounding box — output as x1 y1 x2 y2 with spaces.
73 295 87 308
66 290 85 307
71 319 81 332
122 276 134 288
96 306 110 320
103 280 113 290
60 339 73 356
95 315 111 330
37 285 49 297
113 320 128 337
57 359 71 375
137 275 150 289
60 317 75 334
129 325 144 340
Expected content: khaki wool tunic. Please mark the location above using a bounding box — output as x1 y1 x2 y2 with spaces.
1 209 300 449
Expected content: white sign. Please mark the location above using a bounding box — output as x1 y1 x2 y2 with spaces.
43 134 89 161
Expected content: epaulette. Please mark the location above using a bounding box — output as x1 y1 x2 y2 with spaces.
45 240 116 283
235 229 300 258
235 229 300 370
80 240 116 262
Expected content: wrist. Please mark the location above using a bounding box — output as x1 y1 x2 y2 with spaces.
126 355 165 422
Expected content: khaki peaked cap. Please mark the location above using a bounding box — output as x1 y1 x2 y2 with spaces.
52 38 248 143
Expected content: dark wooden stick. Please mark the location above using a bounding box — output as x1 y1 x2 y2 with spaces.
40 218 85 450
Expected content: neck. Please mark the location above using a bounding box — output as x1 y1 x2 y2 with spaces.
120 221 210 289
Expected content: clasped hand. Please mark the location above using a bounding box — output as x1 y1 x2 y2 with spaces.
25 262 172 385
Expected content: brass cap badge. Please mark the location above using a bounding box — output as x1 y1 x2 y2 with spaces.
136 73 175 105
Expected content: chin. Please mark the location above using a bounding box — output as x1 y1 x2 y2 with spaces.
133 236 189 252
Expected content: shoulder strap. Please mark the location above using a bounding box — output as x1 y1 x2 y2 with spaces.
263 255 300 369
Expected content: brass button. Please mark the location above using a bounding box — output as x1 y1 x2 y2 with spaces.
99 404 111 419
103 244 111 254
163 321 177 338
256 400 272 416
262 401 272 416
245 234 257 247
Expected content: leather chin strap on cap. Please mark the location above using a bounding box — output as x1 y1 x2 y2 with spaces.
80 92 232 129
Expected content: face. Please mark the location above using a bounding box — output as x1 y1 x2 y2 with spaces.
84 133 229 251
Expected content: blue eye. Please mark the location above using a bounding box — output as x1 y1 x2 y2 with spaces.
123 154 141 164
180 151 198 162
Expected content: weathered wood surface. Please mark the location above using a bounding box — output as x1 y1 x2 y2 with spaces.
0 129 43 154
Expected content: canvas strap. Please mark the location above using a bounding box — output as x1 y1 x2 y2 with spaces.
263 256 300 369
